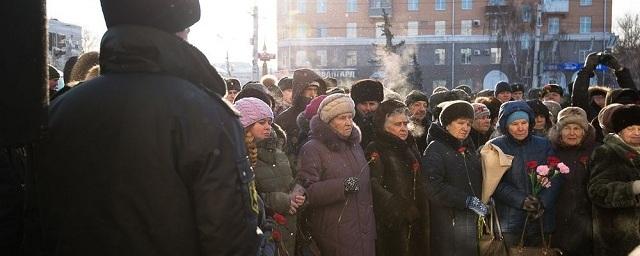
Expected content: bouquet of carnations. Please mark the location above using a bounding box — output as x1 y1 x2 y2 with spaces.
526 156 570 195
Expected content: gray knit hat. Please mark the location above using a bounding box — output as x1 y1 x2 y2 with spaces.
318 93 356 123
234 97 274 128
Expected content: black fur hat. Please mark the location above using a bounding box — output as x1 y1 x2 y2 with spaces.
100 0 200 33
494 81 511 97
405 90 429 107
351 79 384 104
611 105 640 133
225 78 241 91
439 100 475 126
542 84 564 97
511 83 525 93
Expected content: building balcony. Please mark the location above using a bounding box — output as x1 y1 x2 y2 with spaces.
485 2 511 16
542 0 569 13
369 0 392 18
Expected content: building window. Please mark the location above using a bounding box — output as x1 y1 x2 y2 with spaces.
346 23 357 38
408 0 419 11
375 22 385 38
461 0 472 10
316 50 327 67
346 50 358 66
548 17 560 34
317 0 326 13
490 48 502 64
297 0 306 13
433 80 447 88
461 48 472 64
435 21 446 36
435 48 446 65
296 50 307 67
522 5 531 22
461 20 472 36
280 51 289 68
580 0 592 6
407 21 419 36
580 16 591 34
521 33 530 50
490 18 500 36
317 24 327 37
435 0 446 11
371 0 389 8
346 0 357 12
296 24 307 38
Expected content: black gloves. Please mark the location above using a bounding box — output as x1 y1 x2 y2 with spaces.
600 53 623 71
344 177 360 193
522 195 545 219
584 52 600 71
466 196 488 217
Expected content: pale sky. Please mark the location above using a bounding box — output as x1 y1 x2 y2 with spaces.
47 0 638 65
47 0 277 64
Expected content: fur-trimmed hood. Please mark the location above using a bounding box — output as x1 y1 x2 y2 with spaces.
309 115 361 152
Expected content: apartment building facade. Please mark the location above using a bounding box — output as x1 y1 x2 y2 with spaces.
277 0 615 93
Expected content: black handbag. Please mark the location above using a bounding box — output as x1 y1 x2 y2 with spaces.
479 203 508 256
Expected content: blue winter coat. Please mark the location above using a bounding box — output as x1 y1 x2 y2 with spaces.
489 101 562 234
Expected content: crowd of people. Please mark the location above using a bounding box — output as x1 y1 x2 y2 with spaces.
4 0 640 256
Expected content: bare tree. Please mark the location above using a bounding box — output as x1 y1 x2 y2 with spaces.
613 13 640 85
82 29 100 52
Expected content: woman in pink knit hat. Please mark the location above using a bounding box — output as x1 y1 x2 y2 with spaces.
234 97 305 256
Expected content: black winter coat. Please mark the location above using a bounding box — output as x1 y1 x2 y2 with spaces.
29 26 258 256
549 125 599 256
367 132 430 256
589 134 640 256
422 124 482 256
354 111 376 151
0 147 25 254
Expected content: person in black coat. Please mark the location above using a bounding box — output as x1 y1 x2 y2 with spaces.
351 79 384 150
30 1 259 255
548 107 599 255
470 103 493 152
368 100 430 256
405 90 431 153
572 52 638 121
422 100 486 256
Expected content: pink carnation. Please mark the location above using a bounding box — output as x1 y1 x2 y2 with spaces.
536 165 550 176
558 162 570 174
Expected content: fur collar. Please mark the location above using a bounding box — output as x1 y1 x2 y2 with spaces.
373 130 416 152
309 115 361 152
257 123 287 150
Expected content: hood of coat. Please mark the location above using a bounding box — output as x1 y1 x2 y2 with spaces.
99 25 227 97
497 101 536 138
427 122 473 151
309 115 361 152
291 69 327 109
549 122 597 150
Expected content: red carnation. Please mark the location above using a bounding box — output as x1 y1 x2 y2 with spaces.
626 152 637 161
526 160 538 170
272 230 281 242
370 152 380 162
411 161 420 174
273 213 287 225
579 155 589 166
547 156 561 168
457 147 466 153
